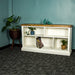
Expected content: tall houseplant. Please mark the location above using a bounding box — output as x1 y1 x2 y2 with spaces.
1 15 21 49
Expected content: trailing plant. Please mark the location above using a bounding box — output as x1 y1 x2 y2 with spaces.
28 27 36 31
1 15 21 32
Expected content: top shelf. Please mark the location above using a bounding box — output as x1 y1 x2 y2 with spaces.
21 24 72 28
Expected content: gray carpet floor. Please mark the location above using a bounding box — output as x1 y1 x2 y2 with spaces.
0 47 75 75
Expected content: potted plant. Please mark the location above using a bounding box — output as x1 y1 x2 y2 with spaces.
61 40 67 50
1 15 21 39
28 27 36 35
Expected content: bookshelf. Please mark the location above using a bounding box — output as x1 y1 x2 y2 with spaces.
21 24 72 56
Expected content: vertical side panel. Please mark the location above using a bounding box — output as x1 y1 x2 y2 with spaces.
21 26 24 47
68 28 72 54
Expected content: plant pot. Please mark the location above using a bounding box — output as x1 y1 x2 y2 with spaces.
61 45 67 50
9 29 21 39
30 31 35 35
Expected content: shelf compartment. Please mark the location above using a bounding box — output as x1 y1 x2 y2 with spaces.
23 27 30 35
54 38 68 51
35 27 44 36
24 37 36 47
41 37 53 49
45 27 68 37
23 27 29 32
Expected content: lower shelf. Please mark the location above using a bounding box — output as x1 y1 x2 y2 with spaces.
21 46 72 56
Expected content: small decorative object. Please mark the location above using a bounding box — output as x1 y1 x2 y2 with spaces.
61 40 67 50
43 18 52 24
25 31 30 35
46 20 52 24
1 15 21 49
28 27 36 35
36 37 44 48
43 18 47 24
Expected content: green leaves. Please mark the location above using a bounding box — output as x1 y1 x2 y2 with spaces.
28 27 36 31
6 21 11 26
1 15 21 32
43 18 52 24
1 21 11 32
1 26 7 32
7 17 13 23
61 40 67 45
14 16 20 23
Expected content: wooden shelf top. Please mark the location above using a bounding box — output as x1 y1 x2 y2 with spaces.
21 24 72 28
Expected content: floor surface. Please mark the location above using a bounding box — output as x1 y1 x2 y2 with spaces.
0 47 75 75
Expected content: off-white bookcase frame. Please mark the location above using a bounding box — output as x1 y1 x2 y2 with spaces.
21 24 72 56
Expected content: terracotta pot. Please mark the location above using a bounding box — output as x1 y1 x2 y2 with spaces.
61 45 67 50
9 29 21 39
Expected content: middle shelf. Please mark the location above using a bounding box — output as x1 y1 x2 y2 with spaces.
24 34 68 39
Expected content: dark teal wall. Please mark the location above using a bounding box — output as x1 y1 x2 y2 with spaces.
0 0 9 47
9 0 75 49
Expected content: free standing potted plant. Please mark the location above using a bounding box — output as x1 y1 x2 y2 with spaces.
61 40 67 50
28 27 36 35
1 15 21 39
1 15 21 48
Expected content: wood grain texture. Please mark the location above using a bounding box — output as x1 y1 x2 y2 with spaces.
21 24 72 28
